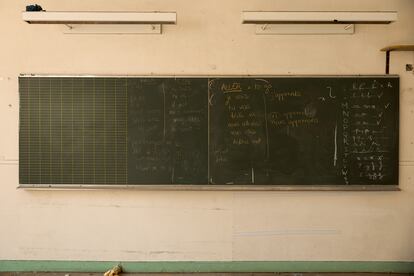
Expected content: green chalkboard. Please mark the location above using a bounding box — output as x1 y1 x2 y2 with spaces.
19 76 399 188
209 77 399 185
127 78 208 184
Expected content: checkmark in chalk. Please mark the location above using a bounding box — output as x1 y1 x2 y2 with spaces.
377 119 382 125
378 112 384 118
385 103 391 109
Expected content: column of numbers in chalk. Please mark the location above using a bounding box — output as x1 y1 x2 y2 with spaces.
341 80 396 184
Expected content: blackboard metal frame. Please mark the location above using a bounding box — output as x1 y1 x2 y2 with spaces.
18 74 400 191
18 184 400 191
20 74 399 78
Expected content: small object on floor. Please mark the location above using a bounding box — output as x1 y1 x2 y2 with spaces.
26 4 44 12
104 264 123 276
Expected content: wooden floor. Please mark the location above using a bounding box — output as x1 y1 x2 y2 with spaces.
0 273 413 276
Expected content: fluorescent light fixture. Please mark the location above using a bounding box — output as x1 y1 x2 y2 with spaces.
242 11 397 24
63 24 162 34
22 11 177 24
256 24 354 35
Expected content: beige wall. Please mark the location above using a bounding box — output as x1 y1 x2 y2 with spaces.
0 0 414 262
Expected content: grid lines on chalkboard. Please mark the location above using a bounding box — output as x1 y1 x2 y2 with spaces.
19 77 128 185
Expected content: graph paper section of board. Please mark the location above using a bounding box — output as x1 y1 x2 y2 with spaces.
19 77 127 185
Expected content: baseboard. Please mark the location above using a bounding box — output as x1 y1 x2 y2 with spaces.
0 261 414 273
